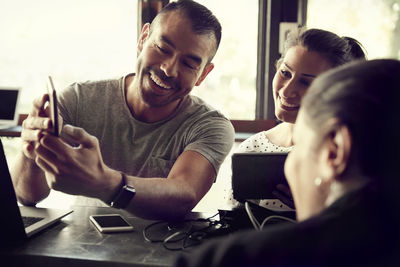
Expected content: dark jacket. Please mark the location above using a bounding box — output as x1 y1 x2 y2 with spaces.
175 184 400 267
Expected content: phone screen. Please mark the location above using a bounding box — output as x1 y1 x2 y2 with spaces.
92 215 130 227
46 76 59 136
90 214 134 233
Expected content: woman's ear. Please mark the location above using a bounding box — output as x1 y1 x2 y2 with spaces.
321 120 352 180
137 23 151 55
331 125 352 176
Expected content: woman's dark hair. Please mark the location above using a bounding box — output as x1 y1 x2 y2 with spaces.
302 59 400 183
151 0 221 61
277 28 367 68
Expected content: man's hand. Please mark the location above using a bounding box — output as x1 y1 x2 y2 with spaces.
21 94 63 159
11 93 61 205
20 94 52 160
34 125 121 202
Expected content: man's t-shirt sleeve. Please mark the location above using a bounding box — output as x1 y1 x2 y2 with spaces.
184 116 235 174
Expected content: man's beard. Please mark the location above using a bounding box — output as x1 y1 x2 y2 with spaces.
139 66 184 107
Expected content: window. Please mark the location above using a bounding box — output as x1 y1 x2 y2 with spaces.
307 0 400 59
0 0 262 120
191 0 259 120
0 0 138 114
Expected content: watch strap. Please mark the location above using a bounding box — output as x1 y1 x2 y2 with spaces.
109 172 136 209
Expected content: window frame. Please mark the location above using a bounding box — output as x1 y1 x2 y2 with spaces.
257 0 306 120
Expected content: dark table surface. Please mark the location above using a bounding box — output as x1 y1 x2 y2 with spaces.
1 206 222 267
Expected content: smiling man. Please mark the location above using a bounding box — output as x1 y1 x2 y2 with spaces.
11 0 234 220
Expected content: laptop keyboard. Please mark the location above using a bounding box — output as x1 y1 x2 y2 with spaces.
22 216 43 228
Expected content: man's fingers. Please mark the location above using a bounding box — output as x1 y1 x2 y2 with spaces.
20 127 42 142
38 133 69 161
35 156 55 175
62 124 97 148
30 94 49 116
35 141 64 175
35 157 62 191
22 116 51 132
22 142 36 160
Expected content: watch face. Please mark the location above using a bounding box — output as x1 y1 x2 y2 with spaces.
124 185 136 193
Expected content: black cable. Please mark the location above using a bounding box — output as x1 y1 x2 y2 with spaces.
143 212 226 251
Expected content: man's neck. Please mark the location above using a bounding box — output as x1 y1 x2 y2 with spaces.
124 75 182 123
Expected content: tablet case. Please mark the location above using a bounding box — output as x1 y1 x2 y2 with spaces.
231 152 288 202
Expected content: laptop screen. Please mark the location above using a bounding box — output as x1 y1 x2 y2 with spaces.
0 87 21 126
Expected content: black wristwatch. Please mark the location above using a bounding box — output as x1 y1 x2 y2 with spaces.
109 172 136 209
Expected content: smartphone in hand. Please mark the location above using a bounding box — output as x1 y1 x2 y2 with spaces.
89 214 134 233
46 76 59 136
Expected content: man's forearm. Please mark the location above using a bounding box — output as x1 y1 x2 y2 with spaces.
124 176 201 221
119 151 216 221
10 151 50 205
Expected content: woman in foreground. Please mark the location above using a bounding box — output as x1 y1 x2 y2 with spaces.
175 59 400 266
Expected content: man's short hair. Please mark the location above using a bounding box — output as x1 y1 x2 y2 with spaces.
151 0 222 61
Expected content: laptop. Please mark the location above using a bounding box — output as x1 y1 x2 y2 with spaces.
0 139 73 245
0 87 21 130
231 152 289 202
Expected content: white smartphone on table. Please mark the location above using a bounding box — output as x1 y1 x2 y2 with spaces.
89 214 134 233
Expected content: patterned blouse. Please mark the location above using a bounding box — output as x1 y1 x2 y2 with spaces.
237 131 293 153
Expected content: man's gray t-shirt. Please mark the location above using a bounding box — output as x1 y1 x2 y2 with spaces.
57 74 235 179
